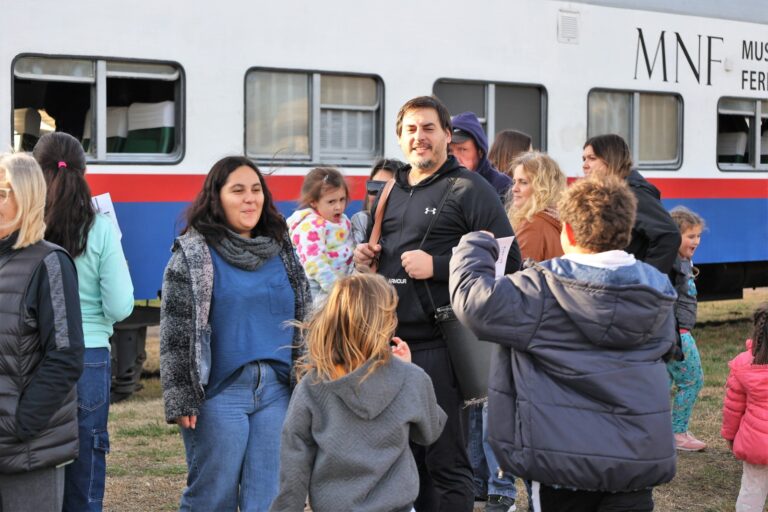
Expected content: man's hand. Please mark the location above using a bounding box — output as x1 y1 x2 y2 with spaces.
401 250 433 279
354 242 381 271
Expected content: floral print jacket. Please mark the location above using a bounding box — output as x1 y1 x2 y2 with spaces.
286 208 354 293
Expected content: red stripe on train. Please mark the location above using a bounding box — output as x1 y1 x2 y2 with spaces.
86 174 766 202
86 174 368 202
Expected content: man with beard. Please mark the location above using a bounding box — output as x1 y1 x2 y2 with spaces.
354 95 521 511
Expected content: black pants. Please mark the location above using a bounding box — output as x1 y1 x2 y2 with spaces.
536 484 654 512
411 343 475 512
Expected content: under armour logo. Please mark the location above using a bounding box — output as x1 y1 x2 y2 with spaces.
425 208 437 215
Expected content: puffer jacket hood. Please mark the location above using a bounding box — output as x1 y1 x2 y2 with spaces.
540 258 677 349
324 357 408 420
286 208 315 232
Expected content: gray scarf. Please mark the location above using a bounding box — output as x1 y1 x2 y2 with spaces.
210 228 281 271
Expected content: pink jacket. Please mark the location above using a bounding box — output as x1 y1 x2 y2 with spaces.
721 339 768 465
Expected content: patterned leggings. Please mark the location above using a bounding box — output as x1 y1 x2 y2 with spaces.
666 331 704 433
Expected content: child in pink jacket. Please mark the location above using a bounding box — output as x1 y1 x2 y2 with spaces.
722 302 768 511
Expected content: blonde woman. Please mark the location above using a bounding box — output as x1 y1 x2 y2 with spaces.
507 151 567 261
0 153 84 512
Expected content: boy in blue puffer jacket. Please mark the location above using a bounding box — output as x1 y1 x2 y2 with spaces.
450 176 677 512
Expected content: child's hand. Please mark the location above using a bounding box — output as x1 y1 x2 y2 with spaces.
391 337 411 363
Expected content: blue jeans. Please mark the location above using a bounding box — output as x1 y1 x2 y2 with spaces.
467 404 489 497
180 361 290 512
483 403 518 500
64 347 111 512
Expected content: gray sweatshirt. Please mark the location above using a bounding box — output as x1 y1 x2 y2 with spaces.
270 357 446 512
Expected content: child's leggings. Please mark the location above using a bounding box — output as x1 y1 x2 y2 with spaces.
666 330 704 433
737 461 768 511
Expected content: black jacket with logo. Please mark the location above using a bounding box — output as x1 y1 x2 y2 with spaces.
368 156 521 343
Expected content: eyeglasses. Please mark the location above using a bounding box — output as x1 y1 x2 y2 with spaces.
366 180 386 196
0 187 12 204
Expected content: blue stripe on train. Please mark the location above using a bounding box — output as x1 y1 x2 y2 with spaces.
115 199 364 299
115 198 765 299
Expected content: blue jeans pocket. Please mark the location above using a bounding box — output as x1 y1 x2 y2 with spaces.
78 360 109 413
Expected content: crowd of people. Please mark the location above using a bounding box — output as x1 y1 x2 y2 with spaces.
0 94 766 512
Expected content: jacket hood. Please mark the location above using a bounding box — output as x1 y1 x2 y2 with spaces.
394 156 463 188
452 112 489 154
286 208 315 231
535 210 561 231
323 358 409 420
538 258 677 348
627 169 661 200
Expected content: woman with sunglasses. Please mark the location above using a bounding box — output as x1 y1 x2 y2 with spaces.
351 158 403 245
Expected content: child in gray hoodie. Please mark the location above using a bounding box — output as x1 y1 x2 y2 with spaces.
270 273 446 512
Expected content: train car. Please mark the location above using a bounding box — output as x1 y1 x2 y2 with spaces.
2 0 766 308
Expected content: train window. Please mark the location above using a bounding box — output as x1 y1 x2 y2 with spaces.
717 98 768 171
588 89 682 169
12 55 183 162
433 79 547 150
245 69 382 165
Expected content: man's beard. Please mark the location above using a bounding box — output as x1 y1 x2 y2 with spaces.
411 157 435 170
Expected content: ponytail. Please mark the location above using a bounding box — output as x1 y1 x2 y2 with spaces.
752 302 768 365
33 132 95 258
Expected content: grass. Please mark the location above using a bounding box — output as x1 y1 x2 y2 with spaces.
103 289 768 511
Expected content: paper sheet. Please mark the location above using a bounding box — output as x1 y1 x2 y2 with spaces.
494 236 515 278
92 192 122 239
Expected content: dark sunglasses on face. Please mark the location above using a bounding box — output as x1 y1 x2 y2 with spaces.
366 180 387 196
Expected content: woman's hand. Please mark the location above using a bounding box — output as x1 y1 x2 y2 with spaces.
391 337 411 363
175 415 197 429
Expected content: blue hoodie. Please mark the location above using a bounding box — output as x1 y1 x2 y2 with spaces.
451 112 512 197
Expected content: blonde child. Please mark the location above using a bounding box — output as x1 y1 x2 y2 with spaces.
667 206 707 451
287 167 354 302
722 303 768 511
269 274 446 512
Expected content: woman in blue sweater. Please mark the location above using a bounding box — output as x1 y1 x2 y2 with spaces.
33 132 135 512
160 156 311 511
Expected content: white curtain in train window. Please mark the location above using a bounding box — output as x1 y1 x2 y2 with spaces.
587 91 631 144
246 71 309 158
639 94 678 162
320 76 377 157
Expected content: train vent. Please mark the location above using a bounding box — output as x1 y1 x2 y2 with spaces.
558 10 579 44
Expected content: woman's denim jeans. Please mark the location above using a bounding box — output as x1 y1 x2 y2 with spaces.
63 347 111 512
179 361 290 512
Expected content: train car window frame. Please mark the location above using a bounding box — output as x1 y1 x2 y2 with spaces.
587 88 683 171
12 54 185 164
716 97 768 172
432 78 548 151
244 67 384 167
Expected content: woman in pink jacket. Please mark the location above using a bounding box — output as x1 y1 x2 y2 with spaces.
722 302 768 511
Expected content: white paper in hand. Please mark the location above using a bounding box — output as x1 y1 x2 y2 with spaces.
92 192 122 239
495 236 515 279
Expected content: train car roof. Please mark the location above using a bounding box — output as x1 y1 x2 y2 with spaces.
565 0 768 25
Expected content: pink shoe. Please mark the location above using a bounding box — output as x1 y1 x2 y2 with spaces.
675 432 706 451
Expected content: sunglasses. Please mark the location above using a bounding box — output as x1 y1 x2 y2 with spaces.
366 180 387 196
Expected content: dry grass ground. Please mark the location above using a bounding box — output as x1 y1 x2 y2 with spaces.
104 289 768 511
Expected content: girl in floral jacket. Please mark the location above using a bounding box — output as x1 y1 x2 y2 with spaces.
287 167 354 303
722 302 768 511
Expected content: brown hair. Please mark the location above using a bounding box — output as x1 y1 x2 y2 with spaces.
298 167 349 209
670 205 706 234
396 95 452 137
505 151 566 230
295 273 398 382
558 176 637 253
753 303 768 365
489 130 533 176
584 134 633 179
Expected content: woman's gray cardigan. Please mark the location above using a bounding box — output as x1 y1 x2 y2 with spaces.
159 228 310 423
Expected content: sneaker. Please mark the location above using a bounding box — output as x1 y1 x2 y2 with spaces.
485 494 516 512
675 431 706 451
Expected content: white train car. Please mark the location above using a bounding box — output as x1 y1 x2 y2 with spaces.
2 0 766 307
